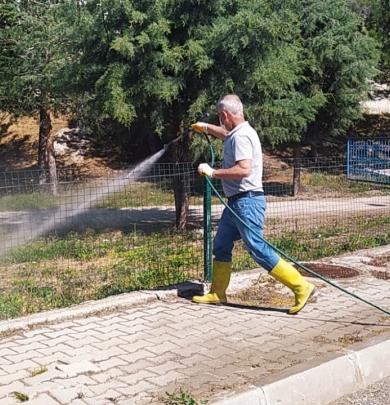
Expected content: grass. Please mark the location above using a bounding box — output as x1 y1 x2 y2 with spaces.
96 182 177 208
0 193 59 211
95 180 223 208
270 213 390 261
301 171 389 195
0 228 205 319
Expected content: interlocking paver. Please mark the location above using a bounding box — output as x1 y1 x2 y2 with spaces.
1 359 40 375
55 360 100 377
97 356 128 371
50 386 92 404
0 381 28 399
0 347 17 357
119 331 155 344
144 341 179 355
89 368 125 384
25 393 62 405
65 335 103 349
116 380 157 397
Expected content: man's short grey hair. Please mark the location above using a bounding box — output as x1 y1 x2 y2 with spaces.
217 94 244 117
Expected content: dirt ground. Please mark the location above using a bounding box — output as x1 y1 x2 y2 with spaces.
0 115 123 177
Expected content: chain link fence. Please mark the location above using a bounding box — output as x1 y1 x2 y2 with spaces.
0 157 389 320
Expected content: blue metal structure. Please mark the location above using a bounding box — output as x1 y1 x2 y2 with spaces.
347 137 390 184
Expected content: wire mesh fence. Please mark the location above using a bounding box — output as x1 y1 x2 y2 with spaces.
0 156 389 320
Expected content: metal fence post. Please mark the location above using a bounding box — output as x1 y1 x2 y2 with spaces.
203 177 213 282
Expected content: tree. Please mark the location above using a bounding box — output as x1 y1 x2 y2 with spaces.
0 0 75 193
376 0 390 72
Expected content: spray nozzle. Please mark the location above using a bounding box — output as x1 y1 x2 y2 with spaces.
163 113 210 151
163 136 183 151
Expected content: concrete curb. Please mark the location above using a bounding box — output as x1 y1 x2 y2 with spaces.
211 333 390 405
0 290 170 335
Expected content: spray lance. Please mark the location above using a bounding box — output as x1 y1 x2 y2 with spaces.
163 113 210 152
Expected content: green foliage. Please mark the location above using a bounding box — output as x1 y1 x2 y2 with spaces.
11 392 29 402
163 387 208 405
355 0 390 71
0 0 72 115
296 0 380 144
377 0 390 69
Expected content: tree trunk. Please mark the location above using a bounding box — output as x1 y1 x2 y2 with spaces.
173 173 189 229
171 126 191 229
47 133 58 195
292 143 301 196
310 141 318 162
147 127 158 154
38 108 57 194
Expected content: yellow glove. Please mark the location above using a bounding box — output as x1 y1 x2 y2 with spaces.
198 163 215 178
191 122 208 134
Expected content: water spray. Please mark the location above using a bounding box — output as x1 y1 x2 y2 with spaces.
163 113 210 151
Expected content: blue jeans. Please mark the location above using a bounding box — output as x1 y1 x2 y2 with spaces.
213 194 280 271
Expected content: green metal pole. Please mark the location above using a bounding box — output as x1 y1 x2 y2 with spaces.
203 177 213 282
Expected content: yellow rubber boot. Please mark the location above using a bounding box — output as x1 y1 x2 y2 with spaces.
193 260 232 304
270 258 315 314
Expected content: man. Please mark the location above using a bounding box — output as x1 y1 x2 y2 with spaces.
191 94 315 314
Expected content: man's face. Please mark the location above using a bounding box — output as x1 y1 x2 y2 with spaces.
218 110 232 131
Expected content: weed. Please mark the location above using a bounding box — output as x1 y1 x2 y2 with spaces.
338 332 364 345
12 392 29 402
162 387 208 405
30 366 48 377
371 270 390 280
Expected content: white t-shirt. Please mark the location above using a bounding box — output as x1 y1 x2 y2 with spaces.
222 121 264 198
